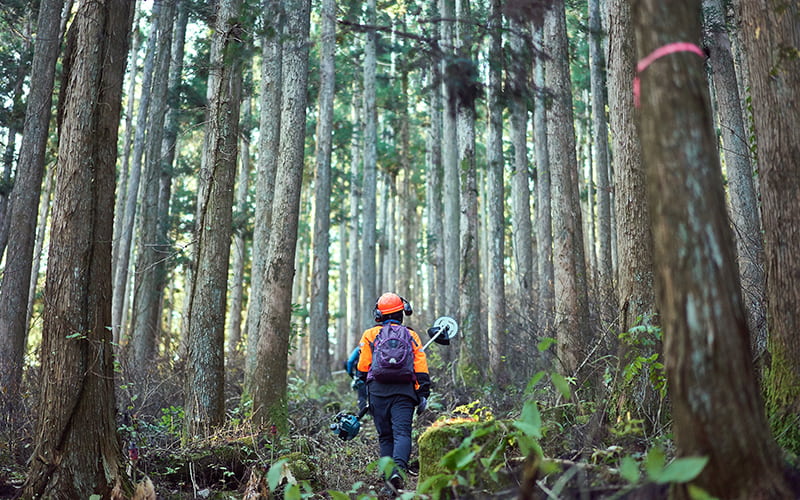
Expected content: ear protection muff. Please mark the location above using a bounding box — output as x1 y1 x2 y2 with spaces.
401 296 413 316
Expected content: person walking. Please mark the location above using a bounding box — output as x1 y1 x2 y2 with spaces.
356 292 430 495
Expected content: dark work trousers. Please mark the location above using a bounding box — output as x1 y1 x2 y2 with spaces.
369 393 416 472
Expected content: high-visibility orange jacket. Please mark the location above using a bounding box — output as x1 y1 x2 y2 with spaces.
357 321 430 400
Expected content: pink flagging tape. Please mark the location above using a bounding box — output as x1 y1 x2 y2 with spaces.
634 42 705 107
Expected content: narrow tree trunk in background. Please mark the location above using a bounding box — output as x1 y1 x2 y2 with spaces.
130 0 176 375
487 0 507 385
112 7 142 344
0 0 65 427
604 0 659 427
702 0 766 366
27 167 55 333
545 0 590 380
227 96 253 357
589 0 614 324
737 0 800 457
347 92 363 350
113 0 162 344
337 219 349 362
509 18 536 329
425 60 444 319
309 0 336 381
250 0 311 430
361 0 378 322
533 26 554 336
455 0 486 380
23 1 134 495
184 0 243 437
441 0 460 325
634 1 792 497
245 0 282 390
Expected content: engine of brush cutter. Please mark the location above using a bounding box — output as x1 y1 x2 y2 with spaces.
330 411 361 441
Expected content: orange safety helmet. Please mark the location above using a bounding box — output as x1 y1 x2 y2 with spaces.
374 292 413 320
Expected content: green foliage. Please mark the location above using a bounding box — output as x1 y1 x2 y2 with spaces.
616 445 712 497
618 320 667 400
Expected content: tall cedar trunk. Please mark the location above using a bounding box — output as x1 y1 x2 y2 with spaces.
509 19 536 329
227 96 253 356
633 1 792 498
456 0 486 379
361 0 378 323
0 15 32 260
112 0 162 343
156 0 187 358
245 0 282 390
487 0 507 384
533 26 555 335
347 92 363 350
737 0 800 456
425 33 445 318
184 0 243 436
703 0 767 367
309 0 335 382
129 0 176 374
605 0 659 425
250 0 310 429
441 0 460 327
0 0 65 420
22 0 134 496
545 1 590 380
589 0 614 323
337 219 348 362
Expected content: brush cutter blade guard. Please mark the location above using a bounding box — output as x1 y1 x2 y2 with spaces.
425 316 458 347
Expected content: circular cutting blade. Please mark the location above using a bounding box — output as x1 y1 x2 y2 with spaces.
432 316 458 339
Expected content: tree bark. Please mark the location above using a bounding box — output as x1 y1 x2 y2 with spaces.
487 0 507 384
702 0 767 369
23 0 134 496
605 0 659 425
0 0 65 423
633 1 792 497
184 0 243 437
737 0 800 457
245 0 283 390
309 0 336 382
250 0 311 430
129 0 176 375
545 0 590 380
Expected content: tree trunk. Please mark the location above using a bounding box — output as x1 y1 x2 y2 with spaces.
360 0 378 324
702 0 766 369
633 1 792 497
112 0 162 343
487 0 507 385
23 1 134 496
0 0 65 423
509 18 536 330
589 0 614 324
250 0 311 430
533 25 554 336
347 91 363 350
441 0 460 325
605 0 659 425
309 0 336 382
455 0 486 380
227 96 253 357
184 0 243 437
545 0 590 380
129 0 176 375
245 0 282 390
737 0 800 457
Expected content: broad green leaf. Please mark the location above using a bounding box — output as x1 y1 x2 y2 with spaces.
550 373 572 399
512 421 542 439
526 371 546 393
517 400 542 437
687 483 718 500
645 447 666 481
537 337 557 352
267 459 288 492
284 483 301 500
328 491 350 500
619 456 640 484
516 434 543 458
656 456 709 484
